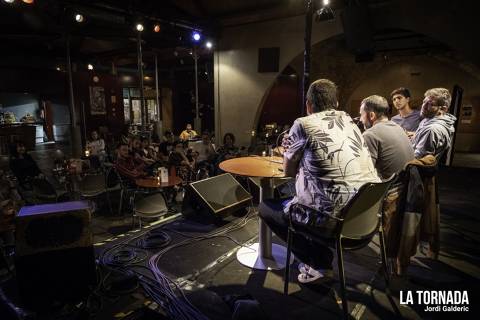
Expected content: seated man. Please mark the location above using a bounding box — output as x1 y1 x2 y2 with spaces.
259 79 379 283
158 131 176 161
86 130 107 168
179 123 198 141
412 88 456 159
390 87 422 137
9 141 43 188
114 143 147 182
190 131 216 177
360 95 415 180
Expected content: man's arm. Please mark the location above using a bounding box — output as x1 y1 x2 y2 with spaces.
363 131 378 166
283 120 306 177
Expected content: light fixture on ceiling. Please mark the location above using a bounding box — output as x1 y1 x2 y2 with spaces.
136 23 144 32
3 0 15 3
322 0 329 5
192 31 201 42
315 6 335 22
75 13 84 23
205 41 213 49
153 24 161 33
87 63 94 70
22 0 34 4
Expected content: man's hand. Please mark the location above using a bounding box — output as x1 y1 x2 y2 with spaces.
281 133 291 151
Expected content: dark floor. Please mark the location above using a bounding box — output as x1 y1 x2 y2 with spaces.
1 144 479 319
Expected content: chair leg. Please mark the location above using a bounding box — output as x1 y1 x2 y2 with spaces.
378 227 390 288
336 239 349 320
118 189 124 216
283 227 293 295
106 192 113 215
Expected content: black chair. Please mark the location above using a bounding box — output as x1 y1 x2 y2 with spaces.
283 176 395 319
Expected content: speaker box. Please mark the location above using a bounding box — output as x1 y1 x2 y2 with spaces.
341 1 374 58
15 201 96 311
182 173 252 219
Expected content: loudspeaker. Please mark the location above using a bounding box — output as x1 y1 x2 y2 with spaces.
15 201 96 311
258 47 280 73
182 173 252 219
341 1 374 58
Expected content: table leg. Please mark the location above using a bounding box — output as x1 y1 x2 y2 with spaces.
236 177 294 270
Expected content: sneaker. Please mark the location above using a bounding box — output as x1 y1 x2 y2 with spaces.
297 267 333 284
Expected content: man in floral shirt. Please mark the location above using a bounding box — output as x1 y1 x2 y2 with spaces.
259 79 379 283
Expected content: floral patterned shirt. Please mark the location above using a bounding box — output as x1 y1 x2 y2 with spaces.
283 110 379 227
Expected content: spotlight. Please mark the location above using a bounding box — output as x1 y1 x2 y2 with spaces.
322 0 329 5
56 66 61 71
136 23 144 32
192 31 201 42
153 24 161 33
22 0 34 3
75 14 84 23
3 0 15 3
87 64 94 70
205 41 213 49
315 6 335 22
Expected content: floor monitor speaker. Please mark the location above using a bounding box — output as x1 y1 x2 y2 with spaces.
182 173 252 219
15 201 96 311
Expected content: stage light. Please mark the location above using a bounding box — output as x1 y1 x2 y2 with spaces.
56 66 61 71
323 0 329 5
3 0 15 3
205 41 213 49
87 64 94 70
192 31 201 42
153 24 161 33
136 23 144 32
315 6 335 22
75 14 84 23
22 0 34 3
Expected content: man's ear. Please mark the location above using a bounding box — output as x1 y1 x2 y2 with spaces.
306 100 313 115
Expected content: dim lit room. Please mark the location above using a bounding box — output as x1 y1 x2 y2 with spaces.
0 0 478 319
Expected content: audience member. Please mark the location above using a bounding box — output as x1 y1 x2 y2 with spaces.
360 95 415 180
390 87 422 136
86 130 106 167
216 133 240 162
412 88 456 159
259 79 379 284
158 131 176 161
168 141 195 183
114 143 147 181
9 141 43 188
179 123 198 141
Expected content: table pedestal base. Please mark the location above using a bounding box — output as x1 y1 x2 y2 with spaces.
236 243 294 270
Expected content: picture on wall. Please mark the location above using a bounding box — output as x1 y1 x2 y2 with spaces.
89 86 106 115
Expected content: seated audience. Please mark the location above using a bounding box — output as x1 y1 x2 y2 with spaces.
179 123 198 141
114 143 147 181
130 137 155 166
86 130 106 167
9 141 43 188
190 131 217 177
412 88 456 159
168 141 195 183
259 79 379 283
390 87 422 137
216 133 240 162
360 95 415 180
158 131 176 161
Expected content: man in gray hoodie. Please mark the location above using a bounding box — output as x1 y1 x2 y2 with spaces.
412 88 456 159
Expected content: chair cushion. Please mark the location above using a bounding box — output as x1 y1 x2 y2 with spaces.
134 193 168 216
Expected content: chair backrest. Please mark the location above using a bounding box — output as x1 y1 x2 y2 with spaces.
339 176 395 240
79 173 106 193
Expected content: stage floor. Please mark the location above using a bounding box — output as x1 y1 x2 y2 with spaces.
1 165 479 319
